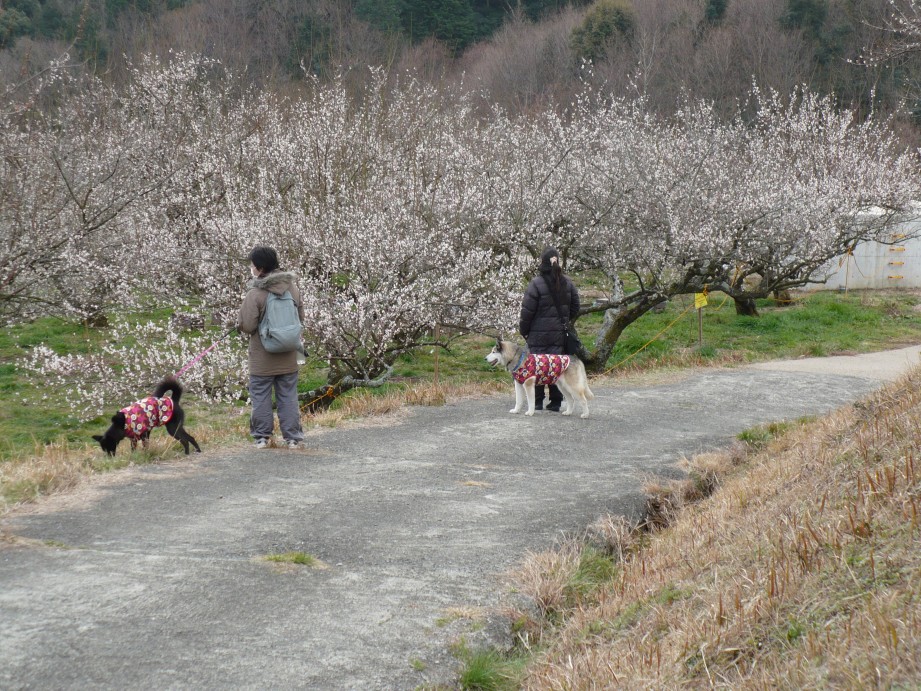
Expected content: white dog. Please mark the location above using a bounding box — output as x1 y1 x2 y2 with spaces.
485 339 594 418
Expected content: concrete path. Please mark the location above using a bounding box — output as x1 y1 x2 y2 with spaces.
1 348 919 690
747 344 921 381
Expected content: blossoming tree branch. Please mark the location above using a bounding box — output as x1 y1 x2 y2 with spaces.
4 54 918 418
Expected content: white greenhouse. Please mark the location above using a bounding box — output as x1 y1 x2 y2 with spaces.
807 216 921 291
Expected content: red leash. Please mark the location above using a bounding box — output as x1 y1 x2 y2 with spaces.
174 328 237 378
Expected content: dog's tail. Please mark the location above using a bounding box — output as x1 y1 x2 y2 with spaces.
154 376 183 402
575 359 595 399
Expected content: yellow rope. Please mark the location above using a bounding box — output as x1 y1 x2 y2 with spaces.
601 300 697 376
301 386 335 412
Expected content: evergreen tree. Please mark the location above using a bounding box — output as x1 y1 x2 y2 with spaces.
570 0 634 63
290 14 333 77
704 0 727 24
355 0 405 33
781 0 826 37
401 0 480 53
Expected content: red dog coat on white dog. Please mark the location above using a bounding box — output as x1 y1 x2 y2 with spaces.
512 353 571 386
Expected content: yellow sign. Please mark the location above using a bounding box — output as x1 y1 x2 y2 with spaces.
695 293 708 309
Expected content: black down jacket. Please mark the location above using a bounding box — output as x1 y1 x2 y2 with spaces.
519 273 580 354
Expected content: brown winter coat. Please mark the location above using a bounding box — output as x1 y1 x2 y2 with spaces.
236 270 305 377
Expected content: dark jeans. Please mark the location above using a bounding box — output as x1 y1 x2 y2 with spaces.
535 384 563 406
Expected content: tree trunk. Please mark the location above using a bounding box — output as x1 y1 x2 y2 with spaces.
81 312 109 327
773 289 793 305
733 297 759 317
582 297 666 374
299 365 395 413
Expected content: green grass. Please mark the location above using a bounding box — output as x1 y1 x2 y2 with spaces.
455 644 527 691
737 417 815 450
263 551 316 566
565 546 620 603
598 289 921 370
0 318 110 455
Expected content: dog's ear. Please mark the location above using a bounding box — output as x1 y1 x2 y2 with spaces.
93 434 118 456
92 434 117 456
111 411 126 425
495 336 502 349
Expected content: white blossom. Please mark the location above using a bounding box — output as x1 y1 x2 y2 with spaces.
7 54 920 415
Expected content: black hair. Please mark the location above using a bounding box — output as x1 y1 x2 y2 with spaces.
539 246 563 293
249 246 280 274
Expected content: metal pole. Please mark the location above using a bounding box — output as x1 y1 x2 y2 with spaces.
698 308 703 349
433 324 440 386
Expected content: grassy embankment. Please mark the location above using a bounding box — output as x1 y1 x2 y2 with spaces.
463 363 921 689
1 288 920 514
447 291 921 689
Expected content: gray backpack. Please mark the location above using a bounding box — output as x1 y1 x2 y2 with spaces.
258 290 303 354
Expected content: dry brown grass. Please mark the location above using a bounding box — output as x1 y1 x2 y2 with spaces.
307 380 503 428
641 445 749 531
0 415 247 514
1 380 504 514
587 514 641 564
511 540 584 618
1 441 94 507
508 368 921 689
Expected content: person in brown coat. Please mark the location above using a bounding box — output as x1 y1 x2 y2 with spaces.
236 246 305 449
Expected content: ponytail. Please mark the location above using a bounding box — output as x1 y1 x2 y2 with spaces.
539 246 564 297
550 256 562 293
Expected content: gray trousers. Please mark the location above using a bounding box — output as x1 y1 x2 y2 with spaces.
249 371 303 442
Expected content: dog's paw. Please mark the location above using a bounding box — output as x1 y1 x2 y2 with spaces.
580 412 590 419
561 409 572 416
509 408 519 414
525 410 535 416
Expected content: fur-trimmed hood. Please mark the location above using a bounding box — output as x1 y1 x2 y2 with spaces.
247 270 298 295
237 269 304 376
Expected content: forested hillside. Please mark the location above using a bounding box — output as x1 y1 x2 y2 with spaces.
2 0 919 127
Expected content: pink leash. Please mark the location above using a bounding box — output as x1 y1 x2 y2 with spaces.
174 328 237 378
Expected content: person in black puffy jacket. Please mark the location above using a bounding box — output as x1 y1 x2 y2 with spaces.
519 246 581 412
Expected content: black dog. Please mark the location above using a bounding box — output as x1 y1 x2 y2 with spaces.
93 376 201 456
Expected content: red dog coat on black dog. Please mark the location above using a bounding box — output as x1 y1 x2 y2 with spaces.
121 396 175 440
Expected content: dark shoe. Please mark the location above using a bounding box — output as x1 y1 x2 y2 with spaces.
546 403 562 412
